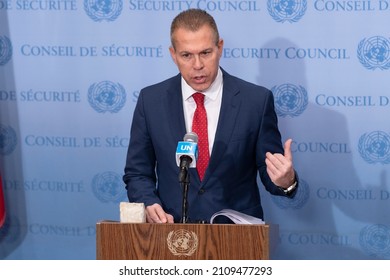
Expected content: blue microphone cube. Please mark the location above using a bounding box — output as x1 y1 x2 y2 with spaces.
176 141 198 168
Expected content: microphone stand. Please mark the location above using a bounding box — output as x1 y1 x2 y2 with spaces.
179 168 190 224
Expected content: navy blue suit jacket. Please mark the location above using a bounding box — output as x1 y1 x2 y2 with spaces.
123 69 294 222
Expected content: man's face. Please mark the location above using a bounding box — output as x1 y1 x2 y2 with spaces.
169 25 224 92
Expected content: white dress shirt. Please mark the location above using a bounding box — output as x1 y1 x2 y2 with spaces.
181 68 223 155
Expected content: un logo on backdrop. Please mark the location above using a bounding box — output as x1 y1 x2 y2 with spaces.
267 0 307 23
359 224 390 259
88 81 126 113
0 124 17 155
0 35 13 66
358 131 390 164
357 36 390 70
271 179 309 210
92 171 126 203
84 0 123 22
272 84 308 117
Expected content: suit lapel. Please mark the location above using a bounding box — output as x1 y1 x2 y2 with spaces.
203 71 241 184
166 74 187 142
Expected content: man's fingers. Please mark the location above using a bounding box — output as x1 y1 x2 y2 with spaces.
265 140 295 188
146 204 167 223
166 214 174 223
146 203 174 223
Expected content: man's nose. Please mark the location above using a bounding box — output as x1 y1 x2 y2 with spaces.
193 55 204 69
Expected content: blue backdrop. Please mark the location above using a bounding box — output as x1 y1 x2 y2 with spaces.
1 0 389 260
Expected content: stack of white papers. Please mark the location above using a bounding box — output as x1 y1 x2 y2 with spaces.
210 209 265 224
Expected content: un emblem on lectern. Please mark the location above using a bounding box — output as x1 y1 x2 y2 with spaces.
167 229 198 256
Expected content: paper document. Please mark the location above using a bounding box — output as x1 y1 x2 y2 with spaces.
210 209 265 224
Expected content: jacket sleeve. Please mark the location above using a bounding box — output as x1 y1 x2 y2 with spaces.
122 90 162 207
256 89 298 197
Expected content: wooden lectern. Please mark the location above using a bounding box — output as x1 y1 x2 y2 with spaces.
96 221 276 260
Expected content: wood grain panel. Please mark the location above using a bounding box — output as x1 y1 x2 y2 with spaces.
96 221 273 260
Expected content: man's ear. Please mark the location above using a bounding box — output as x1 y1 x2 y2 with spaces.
169 46 177 65
217 39 224 58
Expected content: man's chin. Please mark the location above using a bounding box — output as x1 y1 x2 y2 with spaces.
190 83 210 92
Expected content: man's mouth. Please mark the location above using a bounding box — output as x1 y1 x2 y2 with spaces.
193 75 206 83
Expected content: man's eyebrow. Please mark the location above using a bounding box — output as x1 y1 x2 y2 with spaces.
180 48 213 54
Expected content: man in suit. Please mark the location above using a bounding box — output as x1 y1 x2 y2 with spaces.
123 8 298 224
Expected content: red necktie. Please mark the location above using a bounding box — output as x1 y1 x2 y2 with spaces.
192 93 209 181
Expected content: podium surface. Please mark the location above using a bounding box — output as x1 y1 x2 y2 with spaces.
96 221 275 260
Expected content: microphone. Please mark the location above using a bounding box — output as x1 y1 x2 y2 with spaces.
176 132 198 171
176 132 198 224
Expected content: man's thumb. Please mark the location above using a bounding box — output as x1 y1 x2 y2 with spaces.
284 138 293 160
